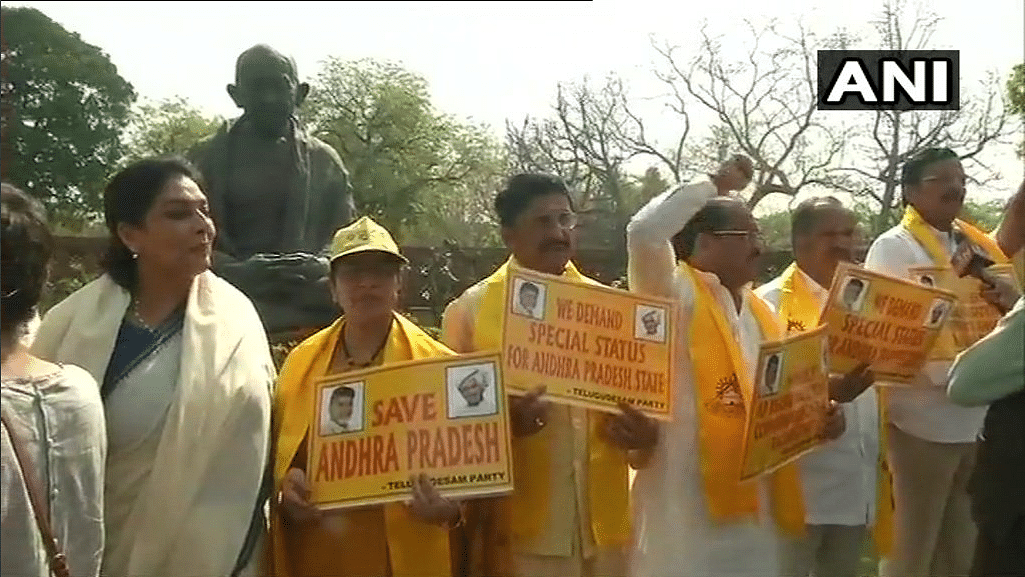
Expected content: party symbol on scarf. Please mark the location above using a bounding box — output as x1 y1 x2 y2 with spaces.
706 373 745 417
786 318 806 333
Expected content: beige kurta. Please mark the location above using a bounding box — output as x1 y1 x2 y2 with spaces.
442 280 625 577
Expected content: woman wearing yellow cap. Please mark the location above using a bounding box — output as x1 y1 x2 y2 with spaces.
269 216 466 577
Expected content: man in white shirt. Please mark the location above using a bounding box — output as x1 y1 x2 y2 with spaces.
626 156 845 577
864 148 988 577
322 385 356 435
756 197 880 577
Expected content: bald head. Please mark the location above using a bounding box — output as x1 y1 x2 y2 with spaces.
227 44 308 138
790 195 860 287
235 44 298 84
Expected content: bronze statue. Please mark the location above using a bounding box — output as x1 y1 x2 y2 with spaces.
189 44 356 334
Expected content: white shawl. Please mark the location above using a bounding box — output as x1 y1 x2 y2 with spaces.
31 271 274 577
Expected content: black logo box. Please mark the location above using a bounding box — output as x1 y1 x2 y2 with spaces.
817 50 960 111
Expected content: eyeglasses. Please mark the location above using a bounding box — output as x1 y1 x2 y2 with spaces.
531 211 578 231
710 229 765 244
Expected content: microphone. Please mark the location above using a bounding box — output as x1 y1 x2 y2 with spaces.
951 238 996 287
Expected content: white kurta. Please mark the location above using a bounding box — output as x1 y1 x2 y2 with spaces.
864 223 986 443
442 270 624 577
626 182 781 577
756 269 880 527
1 364 106 577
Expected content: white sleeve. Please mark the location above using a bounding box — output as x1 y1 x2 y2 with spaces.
864 235 918 281
626 182 717 301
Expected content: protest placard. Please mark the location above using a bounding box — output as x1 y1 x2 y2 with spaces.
307 351 514 510
819 262 957 384
740 325 830 481
909 263 1018 359
501 263 676 420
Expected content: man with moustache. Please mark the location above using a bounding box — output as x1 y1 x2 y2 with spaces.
626 156 846 577
756 197 887 577
865 148 1010 577
441 173 658 577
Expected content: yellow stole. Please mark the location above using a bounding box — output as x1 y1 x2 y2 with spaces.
902 206 1010 359
471 259 631 549
270 313 455 577
902 205 1008 266
777 263 895 555
682 263 805 535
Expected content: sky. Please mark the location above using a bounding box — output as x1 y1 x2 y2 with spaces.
9 0 1025 214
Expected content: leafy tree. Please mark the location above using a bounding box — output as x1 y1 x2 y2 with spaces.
1008 63 1025 157
757 211 794 250
302 57 505 244
959 199 1006 232
1 6 136 225
122 96 223 164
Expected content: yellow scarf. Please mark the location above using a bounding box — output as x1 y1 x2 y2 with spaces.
471 259 631 549
270 313 455 577
902 205 1010 360
682 263 805 535
777 263 895 555
902 205 1008 266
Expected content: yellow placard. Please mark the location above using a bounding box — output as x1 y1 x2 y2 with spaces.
501 263 676 420
307 351 514 510
909 264 1019 359
740 325 830 481
819 262 957 385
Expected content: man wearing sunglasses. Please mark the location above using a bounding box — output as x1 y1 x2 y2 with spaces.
441 173 658 577
626 155 845 577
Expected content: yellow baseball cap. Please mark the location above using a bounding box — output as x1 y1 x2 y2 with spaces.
329 216 408 264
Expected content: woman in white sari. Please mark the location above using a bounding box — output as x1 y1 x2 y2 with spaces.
32 157 275 577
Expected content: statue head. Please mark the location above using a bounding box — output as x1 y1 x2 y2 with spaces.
227 44 310 138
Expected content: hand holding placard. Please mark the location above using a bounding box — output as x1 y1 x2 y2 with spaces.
602 401 659 451
280 468 321 524
406 473 462 527
820 262 957 384
828 362 874 403
510 385 550 437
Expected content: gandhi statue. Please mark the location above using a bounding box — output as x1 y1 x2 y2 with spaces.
189 44 356 334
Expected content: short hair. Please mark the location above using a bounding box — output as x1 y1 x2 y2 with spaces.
331 386 356 402
901 148 958 185
672 196 745 260
519 281 539 295
494 173 572 227
766 354 780 368
790 196 847 247
1 183 53 338
101 157 205 291
846 278 865 291
900 148 959 206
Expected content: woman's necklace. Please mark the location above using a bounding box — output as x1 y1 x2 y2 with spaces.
130 299 158 333
340 324 391 369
